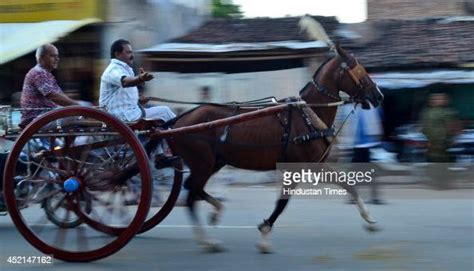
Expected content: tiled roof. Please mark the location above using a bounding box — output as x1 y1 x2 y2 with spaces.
163 16 474 70
346 18 474 70
170 15 340 43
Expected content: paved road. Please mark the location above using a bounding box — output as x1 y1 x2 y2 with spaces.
0 185 473 271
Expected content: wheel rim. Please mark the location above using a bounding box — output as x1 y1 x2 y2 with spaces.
3 106 151 262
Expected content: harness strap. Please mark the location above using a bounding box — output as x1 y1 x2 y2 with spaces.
277 106 293 162
317 104 356 162
291 106 335 144
219 106 240 143
311 79 341 101
292 128 335 144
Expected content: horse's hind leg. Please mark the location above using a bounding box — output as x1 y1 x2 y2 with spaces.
184 173 208 244
185 170 226 252
195 189 223 226
200 162 226 226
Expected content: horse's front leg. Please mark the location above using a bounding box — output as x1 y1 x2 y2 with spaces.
257 188 293 253
338 182 380 231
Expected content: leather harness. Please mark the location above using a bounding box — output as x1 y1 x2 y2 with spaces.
276 97 335 162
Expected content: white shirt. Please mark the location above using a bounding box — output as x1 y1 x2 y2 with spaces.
337 104 383 149
99 59 142 122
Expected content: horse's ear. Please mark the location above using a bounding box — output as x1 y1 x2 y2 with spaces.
334 41 343 56
334 41 350 60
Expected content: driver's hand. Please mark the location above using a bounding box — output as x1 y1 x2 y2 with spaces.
139 68 154 82
139 95 150 105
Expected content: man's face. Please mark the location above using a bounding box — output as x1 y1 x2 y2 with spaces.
429 93 448 107
115 44 134 66
40 45 59 71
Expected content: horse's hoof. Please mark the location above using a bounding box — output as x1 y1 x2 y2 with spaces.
256 241 273 254
208 211 221 226
362 213 377 224
258 219 272 235
363 223 382 233
202 240 226 253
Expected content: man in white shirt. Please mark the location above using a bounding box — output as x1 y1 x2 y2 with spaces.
100 39 178 168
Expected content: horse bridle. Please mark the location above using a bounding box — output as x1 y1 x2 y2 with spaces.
308 55 375 162
310 58 342 102
311 55 375 103
337 56 376 102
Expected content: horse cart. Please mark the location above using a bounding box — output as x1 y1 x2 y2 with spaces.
0 17 386 261
0 103 294 262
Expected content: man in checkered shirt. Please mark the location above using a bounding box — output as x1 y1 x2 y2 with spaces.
20 44 79 127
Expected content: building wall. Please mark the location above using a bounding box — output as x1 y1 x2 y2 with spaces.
367 0 472 20
102 0 211 58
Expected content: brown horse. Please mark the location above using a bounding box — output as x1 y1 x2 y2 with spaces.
171 40 383 251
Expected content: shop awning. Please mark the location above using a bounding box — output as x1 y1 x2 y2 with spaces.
0 18 100 65
140 41 327 54
372 70 474 89
138 41 327 73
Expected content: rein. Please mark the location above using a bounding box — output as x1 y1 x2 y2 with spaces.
317 103 356 163
148 96 350 108
147 96 279 108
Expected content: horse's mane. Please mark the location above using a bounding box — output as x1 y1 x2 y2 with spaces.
312 57 333 80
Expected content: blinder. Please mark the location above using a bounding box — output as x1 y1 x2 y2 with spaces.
340 59 370 90
338 57 377 107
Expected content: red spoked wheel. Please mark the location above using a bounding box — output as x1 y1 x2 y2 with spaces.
3 106 152 262
104 137 184 234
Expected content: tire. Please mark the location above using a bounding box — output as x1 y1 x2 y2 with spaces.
3 106 152 262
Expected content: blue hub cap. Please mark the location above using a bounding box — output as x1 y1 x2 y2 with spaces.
63 177 80 192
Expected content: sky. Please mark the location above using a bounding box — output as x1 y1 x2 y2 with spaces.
232 0 367 23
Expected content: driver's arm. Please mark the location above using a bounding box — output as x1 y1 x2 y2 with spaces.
121 68 154 88
47 92 79 106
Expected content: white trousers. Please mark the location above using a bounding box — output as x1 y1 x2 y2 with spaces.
144 106 176 122
143 106 176 155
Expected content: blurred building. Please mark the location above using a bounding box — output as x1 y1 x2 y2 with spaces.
0 0 211 105
341 16 474 137
138 16 340 112
140 13 474 135
367 0 474 20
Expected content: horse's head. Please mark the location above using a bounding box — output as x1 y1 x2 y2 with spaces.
332 43 384 109
298 16 383 109
300 43 383 110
